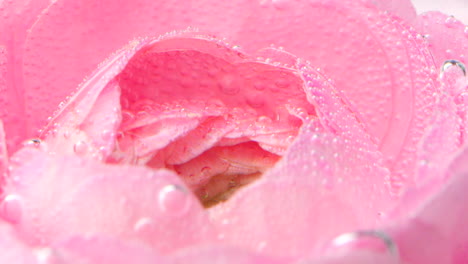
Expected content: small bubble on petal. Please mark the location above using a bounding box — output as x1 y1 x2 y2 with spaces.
158 184 191 217
0 195 23 224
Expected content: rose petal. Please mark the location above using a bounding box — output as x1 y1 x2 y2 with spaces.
365 0 417 22
22 0 255 135
303 250 399 264
237 0 438 194
53 235 165 264
412 0 468 24
208 120 392 260
0 120 8 190
170 245 289 264
0 0 51 151
386 147 468 263
2 148 215 252
0 222 37 264
388 63 467 219
416 12 468 67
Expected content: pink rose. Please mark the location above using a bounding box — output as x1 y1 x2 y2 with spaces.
0 0 467 263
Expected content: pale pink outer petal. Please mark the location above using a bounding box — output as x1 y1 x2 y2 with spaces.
170 245 289 264
53 236 166 264
0 120 8 190
385 147 468 264
238 0 438 194
303 250 400 264
22 0 255 136
389 65 467 219
365 0 417 22
2 148 215 253
0 221 37 264
416 12 468 67
412 0 468 24
415 67 466 184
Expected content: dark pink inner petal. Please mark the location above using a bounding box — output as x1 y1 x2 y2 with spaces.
111 37 315 205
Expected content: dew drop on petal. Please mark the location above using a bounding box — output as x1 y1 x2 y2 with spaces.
158 184 191 217
441 60 467 76
0 195 23 224
35 248 61 264
101 130 114 141
133 217 154 234
218 74 240 95
73 141 88 156
444 16 459 28
24 138 42 148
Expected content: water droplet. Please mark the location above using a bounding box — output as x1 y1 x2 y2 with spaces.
35 248 62 264
331 230 399 258
218 74 240 95
101 130 114 141
444 16 459 28
0 195 23 224
158 184 191 216
274 77 290 88
246 94 265 108
73 141 88 156
441 60 466 76
133 217 154 234
257 241 268 251
257 116 272 123
24 139 41 148
445 49 454 56
253 81 267 91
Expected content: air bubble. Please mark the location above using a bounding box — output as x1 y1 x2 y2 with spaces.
0 195 23 224
441 60 466 76
133 217 154 234
158 184 191 217
24 139 41 148
73 141 88 156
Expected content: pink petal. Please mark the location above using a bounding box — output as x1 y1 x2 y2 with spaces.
304 250 399 264
237 0 438 194
412 0 468 24
40 35 315 204
22 2 439 188
0 120 8 191
386 147 468 263
2 148 215 253
0 222 37 264
22 0 254 136
52 235 165 264
208 121 392 260
0 0 52 151
170 245 289 264
416 12 468 67
389 61 467 219
365 0 417 22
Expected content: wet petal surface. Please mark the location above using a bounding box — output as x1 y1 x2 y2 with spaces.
1 148 215 252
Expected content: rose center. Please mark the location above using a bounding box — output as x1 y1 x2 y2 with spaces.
107 39 315 207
